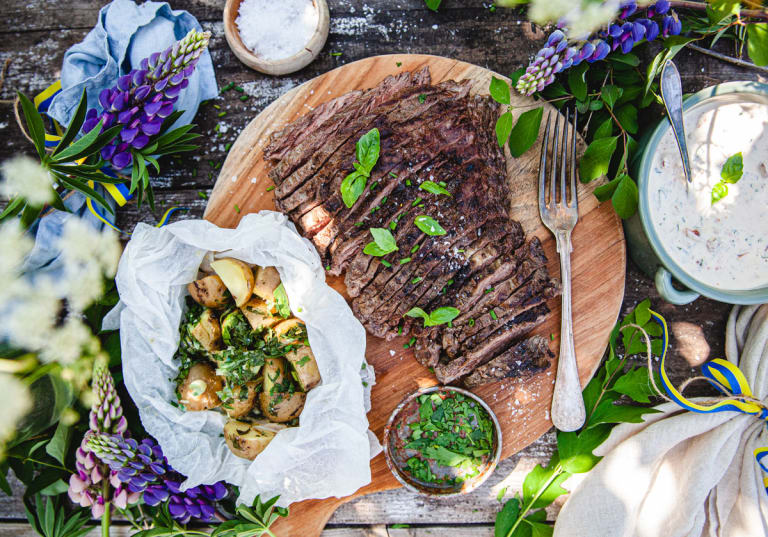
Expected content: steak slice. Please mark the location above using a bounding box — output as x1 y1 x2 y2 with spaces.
433 303 550 384
462 335 553 388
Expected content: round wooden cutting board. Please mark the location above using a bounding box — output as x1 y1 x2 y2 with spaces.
204 54 625 536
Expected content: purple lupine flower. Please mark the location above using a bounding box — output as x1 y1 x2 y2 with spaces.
515 1 683 96
87 433 228 524
83 29 211 170
68 365 139 518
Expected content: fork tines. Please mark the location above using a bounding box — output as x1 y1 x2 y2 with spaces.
538 109 579 211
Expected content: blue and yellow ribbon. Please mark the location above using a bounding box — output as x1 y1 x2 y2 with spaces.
651 309 768 493
33 81 187 233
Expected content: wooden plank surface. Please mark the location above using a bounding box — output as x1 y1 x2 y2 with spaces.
0 0 748 531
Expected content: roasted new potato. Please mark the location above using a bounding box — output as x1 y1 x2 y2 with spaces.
273 319 305 343
210 258 255 307
262 356 289 394
241 297 280 332
259 391 306 423
188 309 222 352
285 346 321 391
253 266 281 306
187 274 229 308
226 381 260 418
220 309 252 347
223 419 276 460
178 363 224 411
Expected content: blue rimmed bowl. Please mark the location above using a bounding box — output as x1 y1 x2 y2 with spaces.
625 80 768 305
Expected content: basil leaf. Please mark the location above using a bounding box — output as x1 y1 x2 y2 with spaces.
720 152 743 183
579 136 618 182
273 283 291 318
414 215 446 236
495 111 515 147
341 171 366 208
489 76 511 105
355 128 380 173
370 227 398 252
611 174 639 219
508 107 543 158
427 307 460 326
747 23 768 66
600 85 623 109
405 307 430 323
711 181 728 204
420 180 451 196
363 242 390 257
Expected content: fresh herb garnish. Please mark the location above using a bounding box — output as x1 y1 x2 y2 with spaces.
414 215 447 236
420 180 451 196
405 306 460 327
411 277 423 284
711 152 744 204
340 128 381 208
273 283 291 318
363 227 399 257
418 93 427 103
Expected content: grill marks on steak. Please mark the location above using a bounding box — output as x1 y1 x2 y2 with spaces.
264 69 560 386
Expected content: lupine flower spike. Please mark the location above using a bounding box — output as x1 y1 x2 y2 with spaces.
516 0 682 96
87 433 228 524
83 29 211 170
68 364 139 517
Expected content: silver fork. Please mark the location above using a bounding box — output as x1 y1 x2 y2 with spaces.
538 109 586 432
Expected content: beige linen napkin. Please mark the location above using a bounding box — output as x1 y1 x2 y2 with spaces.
553 304 768 537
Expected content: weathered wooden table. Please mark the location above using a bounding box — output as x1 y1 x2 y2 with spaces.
1 1 760 535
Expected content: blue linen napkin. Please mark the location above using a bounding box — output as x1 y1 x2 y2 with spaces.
25 0 217 278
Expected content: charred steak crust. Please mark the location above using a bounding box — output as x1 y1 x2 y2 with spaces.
264 68 560 385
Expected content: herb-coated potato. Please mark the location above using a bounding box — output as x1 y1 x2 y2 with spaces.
272 319 305 343
220 309 252 347
188 309 222 352
285 346 321 391
210 258 255 307
223 419 275 460
262 356 289 395
259 391 306 423
187 274 229 308
241 297 280 332
226 381 259 418
252 266 281 306
178 363 224 411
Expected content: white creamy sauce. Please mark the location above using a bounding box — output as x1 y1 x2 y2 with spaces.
648 98 768 290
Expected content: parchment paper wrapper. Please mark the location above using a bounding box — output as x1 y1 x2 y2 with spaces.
104 211 380 506
553 304 768 537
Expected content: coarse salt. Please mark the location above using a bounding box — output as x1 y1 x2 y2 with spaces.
236 0 319 61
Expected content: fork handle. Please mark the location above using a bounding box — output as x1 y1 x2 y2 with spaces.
551 230 586 432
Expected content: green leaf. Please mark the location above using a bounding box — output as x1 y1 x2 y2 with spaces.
587 400 660 429
568 63 588 102
496 486 508 502
405 307 430 324
495 497 521 537
420 180 451 196
557 426 611 473
355 128 381 172
522 464 569 508
634 298 651 326
720 152 743 183
609 52 640 67
508 107 543 158
51 119 104 162
711 181 728 204
341 171 367 208
44 422 71 465
509 67 526 88
273 283 291 318
0 197 26 221
611 174 639 219
644 50 667 95
615 104 638 134
600 85 623 109
593 176 622 202
17 92 46 159
425 0 442 11
525 519 554 537
39 479 69 496
428 307 460 326
707 0 740 24
12 374 73 447
496 111 515 147
55 175 114 215
53 89 88 156
363 242 391 257
370 227 398 252
490 76 511 105
579 137 618 182
747 24 768 66
612 367 660 404
593 118 613 139
414 215 446 236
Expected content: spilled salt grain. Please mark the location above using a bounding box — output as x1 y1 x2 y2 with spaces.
236 0 319 61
